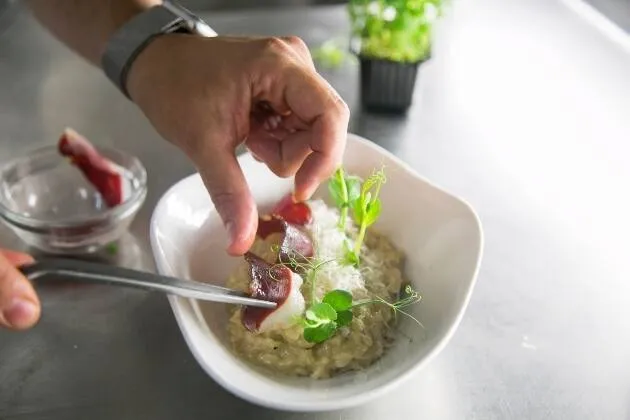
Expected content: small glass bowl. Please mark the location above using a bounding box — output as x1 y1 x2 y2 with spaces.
0 145 147 255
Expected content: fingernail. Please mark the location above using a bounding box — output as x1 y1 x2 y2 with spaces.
3 298 38 329
296 182 316 201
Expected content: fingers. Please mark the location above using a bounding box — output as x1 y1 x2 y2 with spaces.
196 144 258 256
245 131 312 178
274 68 349 200
2 249 35 266
0 249 40 330
280 36 315 70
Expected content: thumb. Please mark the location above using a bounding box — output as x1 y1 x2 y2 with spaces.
195 145 258 256
0 249 40 330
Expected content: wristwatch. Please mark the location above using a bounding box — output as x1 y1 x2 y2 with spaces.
102 1 216 98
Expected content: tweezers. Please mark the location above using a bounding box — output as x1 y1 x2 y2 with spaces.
19 258 276 309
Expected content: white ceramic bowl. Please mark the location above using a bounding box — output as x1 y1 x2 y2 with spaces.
150 133 483 412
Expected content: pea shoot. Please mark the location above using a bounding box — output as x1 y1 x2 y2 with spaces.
328 167 361 231
328 166 387 265
301 289 354 343
349 167 386 263
300 285 423 344
352 284 423 327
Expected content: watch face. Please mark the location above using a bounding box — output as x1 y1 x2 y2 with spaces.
162 1 216 37
162 1 196 21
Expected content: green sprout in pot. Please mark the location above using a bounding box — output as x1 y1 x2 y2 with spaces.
348 0 444 63
348 0 445 111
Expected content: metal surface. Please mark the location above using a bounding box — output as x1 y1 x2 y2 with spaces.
1 1 630 419
18 259 276 308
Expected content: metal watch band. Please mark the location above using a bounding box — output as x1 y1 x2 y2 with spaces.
102 3 215 98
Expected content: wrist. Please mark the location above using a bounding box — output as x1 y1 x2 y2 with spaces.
124 34 226 161
125 33 183 105
101 1 216 98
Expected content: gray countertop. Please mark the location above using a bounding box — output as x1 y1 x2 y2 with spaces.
1 1 630 419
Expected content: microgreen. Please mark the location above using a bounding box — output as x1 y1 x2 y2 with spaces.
347 167 386 264
348 0 444 63
302 289 354 343
352 284 424 327
303 321 337 343
322 289 353 311
305 302 338 324
323 289 354 328
336 310 353 327
301 284 422 344
327 166 387 266
328 167 362 230
342 240 360 266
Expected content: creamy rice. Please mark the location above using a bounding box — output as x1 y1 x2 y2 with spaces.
226 200 406 379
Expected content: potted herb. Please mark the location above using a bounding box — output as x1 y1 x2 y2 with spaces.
348 0 443 113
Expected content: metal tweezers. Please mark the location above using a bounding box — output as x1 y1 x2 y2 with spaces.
19 258 276 309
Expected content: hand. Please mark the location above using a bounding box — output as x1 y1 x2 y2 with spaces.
127 35 349 256
0 249 40 330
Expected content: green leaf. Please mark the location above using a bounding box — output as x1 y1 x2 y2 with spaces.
304 322 338 343
328 173 345 208
344 250 360 266
322 290 353 312
343 240 360 266
309 302 338 321
346 176 362 204
363 198 382 226
336 310 353 327
305 308 319 322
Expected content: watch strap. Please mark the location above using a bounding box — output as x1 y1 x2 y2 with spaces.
102 5 191 98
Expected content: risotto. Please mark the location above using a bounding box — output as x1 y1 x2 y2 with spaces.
226 197 408 379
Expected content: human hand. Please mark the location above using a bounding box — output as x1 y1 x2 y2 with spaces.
0 249 40 330
126 35 349 256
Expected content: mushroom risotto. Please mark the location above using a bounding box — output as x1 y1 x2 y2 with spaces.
225 167 421 379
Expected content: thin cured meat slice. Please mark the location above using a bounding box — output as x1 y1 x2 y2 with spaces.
242 252 305 332
256 216 285 240
58 128 132 207
271 193 312 226
257 216 314 264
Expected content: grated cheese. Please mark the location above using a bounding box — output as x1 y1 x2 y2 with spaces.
306 200 366 299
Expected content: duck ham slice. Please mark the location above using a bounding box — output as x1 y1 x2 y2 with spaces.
257 216 313 265
58 128 132 207
242 252 305 332
271 193 312 226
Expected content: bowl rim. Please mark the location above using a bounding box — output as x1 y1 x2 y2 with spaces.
149 132 485 411
0 144 148 231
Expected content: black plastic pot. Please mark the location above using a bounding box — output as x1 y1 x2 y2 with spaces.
359 56 427 113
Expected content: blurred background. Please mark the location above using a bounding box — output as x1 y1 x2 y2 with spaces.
0 0 628 33
183 0 630 30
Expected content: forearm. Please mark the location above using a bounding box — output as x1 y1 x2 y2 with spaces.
24 0 161 65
